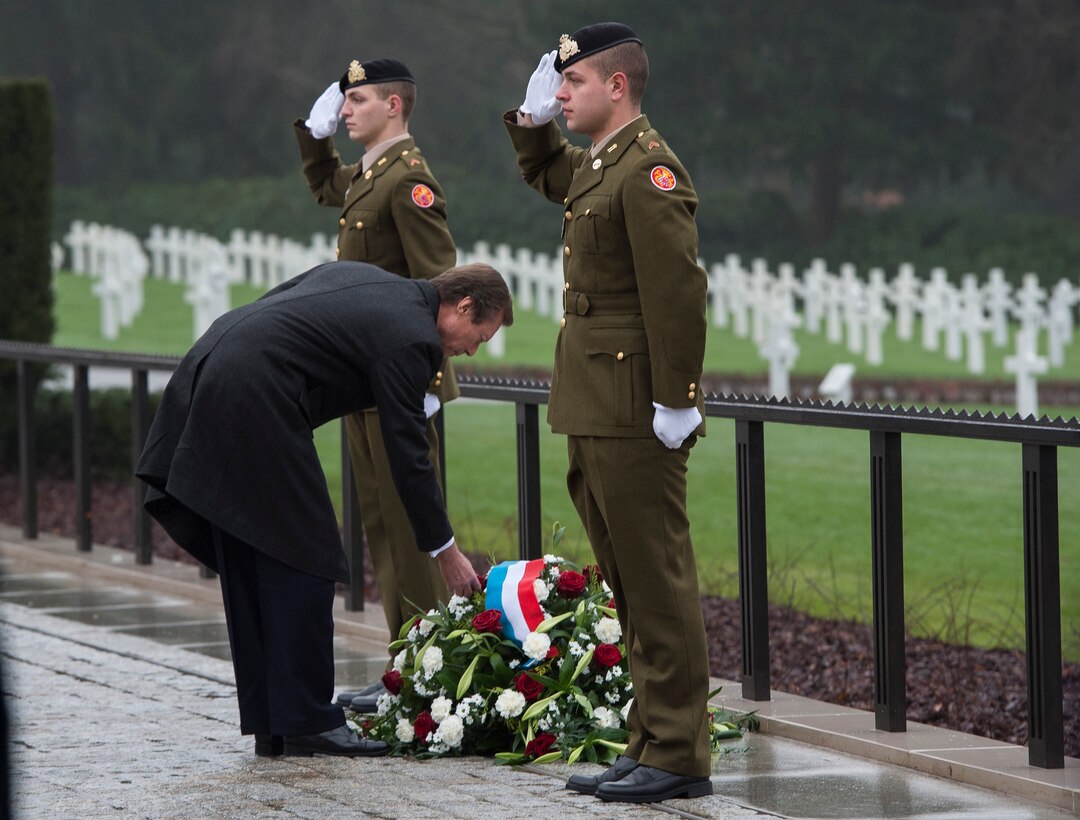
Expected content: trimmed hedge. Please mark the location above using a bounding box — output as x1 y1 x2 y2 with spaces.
0 78 56 470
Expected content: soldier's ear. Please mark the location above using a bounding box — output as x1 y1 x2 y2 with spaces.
458 297 475 316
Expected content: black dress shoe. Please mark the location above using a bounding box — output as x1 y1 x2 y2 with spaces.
349 682 389 714
565 755 638 795
594 764 713 803
335 680 384 707
254 733 283 757
283 724 389 758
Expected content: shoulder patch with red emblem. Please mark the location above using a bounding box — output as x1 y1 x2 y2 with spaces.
650 165 677 191
411 184 435 208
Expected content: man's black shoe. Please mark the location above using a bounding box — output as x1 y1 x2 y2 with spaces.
254 733 283 757
565 755 638 795
349 682 389 713
335 680 383 708
594 764 712 803
282 724 389 758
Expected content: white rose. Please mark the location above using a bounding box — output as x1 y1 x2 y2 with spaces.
533 578 550 602
422 646 444 676
522 631 551 661
395 718 415 743
495 689 527 719
430 695 453 723
595 617 622 644
593 706 620 729
436 714 464 748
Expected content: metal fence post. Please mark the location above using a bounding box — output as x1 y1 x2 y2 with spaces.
515 402 541 560
870 430 906 731
16 359 37 539
736 418 770 700
73 365 92 551
131 369 153 564
1022 443 1063 768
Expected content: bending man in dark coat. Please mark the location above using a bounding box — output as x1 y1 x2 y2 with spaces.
136 261 512 758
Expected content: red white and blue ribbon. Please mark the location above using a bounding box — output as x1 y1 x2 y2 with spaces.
485 559 546 646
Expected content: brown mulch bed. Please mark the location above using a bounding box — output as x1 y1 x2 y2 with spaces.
1 473 1075 757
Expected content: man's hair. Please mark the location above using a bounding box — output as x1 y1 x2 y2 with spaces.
432 264 514 326
590 42 649 105
374 80 416 121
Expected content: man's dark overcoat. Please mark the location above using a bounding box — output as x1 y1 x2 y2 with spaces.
135 262 453 582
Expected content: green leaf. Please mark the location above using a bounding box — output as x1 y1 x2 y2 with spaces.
596 739 628 754
521 693 558 721
566 743 585 765
572 692 593 715
456 655 480 700
532 751 563 765
535 611 573 633
569 647 594 684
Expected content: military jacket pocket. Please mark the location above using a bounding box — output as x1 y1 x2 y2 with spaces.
573 194 613 254
586 327 651 426
340 207 381 259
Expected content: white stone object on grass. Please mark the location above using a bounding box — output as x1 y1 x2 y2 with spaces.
802 258 829 334
889 263 920 341
725 254 750 338
864 268 891 366
1003 325 1048 419
960 273 990 375
819 363 855 404
983 267 1013 348
1046 279 1078 368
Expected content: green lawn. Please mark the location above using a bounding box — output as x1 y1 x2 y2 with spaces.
50 271 1080 658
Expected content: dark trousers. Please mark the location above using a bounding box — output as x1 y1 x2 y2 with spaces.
213 526 344 737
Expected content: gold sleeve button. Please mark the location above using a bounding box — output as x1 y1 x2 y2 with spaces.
434 380 442 387
563 246 571 256
364 169 372 179
355 221 364 229
560 317 566 328
564 210 572 220
436 371 443 379
689 382 696 390
564 282 570 291
338 217 346 227
616 351 624 361
688 391 696 400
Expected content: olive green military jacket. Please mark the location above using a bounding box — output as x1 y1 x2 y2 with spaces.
504 112 706 438
295 123 459 403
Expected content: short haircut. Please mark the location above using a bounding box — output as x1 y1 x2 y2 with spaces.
431 264 514 326
590 42 649 105
373 80 416 121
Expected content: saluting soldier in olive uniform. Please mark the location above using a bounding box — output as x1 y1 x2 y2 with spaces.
295 58 458 711
505 23 713 804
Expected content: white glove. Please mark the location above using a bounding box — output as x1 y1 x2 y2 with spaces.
652 402 702 449
305 82 344 139
519 50 562 125
423 393 442 419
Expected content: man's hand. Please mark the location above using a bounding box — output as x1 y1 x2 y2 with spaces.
436 544 481 598
423 393 441 419
519 50 562 125
652 403 702 449
305 82 344 139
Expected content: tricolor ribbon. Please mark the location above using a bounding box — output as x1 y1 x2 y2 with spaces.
484 559 547 646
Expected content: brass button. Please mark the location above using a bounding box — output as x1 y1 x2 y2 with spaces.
355 221 364 229
436 371 443 379
563 245 571 256
434 379 442 387
564 210 572 220
563 197 569 204
637 131 645 138
364 169 372 179
688 391 696 400
616 351 625 361
338 217 346 227
564 282 570 291
689 382 696 390
378 157 387 166
560 317 566 328
585 208 591 215
335 247 340 258
402 149 409 156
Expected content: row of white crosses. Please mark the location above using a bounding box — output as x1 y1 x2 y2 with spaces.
706 254 1078 416
62 221 149 340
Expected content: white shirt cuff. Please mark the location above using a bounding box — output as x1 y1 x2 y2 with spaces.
429 537 455 558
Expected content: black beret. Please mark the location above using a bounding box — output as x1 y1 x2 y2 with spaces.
338 58 415 94
553 22 643 72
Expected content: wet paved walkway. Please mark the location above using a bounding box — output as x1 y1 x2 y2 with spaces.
2 525 1077 818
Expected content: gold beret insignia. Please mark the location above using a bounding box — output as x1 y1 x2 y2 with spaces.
347 60 366 83
558 34 580 62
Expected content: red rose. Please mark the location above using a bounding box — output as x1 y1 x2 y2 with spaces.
594 643 622 668
556 570 587 598
514 672 545 701
546 645 560 659
478 572 488 590
607 597 616 610
414 711 438 744
472 608 504 634
525 732 557 758
381 669 403 695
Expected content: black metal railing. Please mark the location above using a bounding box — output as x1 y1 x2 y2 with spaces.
0 339 1074 769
